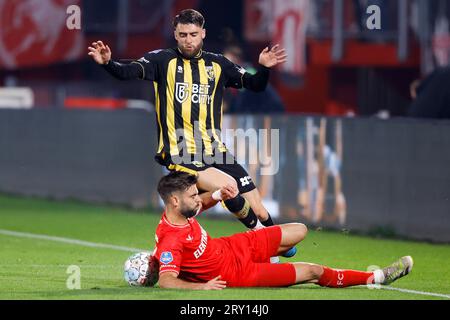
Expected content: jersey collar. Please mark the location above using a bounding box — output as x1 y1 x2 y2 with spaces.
162 212 190 228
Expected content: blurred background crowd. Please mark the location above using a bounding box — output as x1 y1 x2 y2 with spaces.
1 0 450 119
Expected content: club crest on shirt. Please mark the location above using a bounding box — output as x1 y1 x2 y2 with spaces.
205 66 215 80
160 251 173 265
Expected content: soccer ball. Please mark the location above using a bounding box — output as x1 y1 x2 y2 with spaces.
123 252 158 287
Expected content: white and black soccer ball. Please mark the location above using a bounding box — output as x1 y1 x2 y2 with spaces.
124 252 158 287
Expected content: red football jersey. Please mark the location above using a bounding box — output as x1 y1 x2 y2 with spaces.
153 213 233 283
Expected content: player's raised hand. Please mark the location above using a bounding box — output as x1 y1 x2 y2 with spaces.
88 40 112 65
258 44 287 68
220 184 238 201
202 275 227 290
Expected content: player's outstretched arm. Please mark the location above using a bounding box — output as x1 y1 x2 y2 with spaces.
158 272 227 290
88 40 143 80
239 45 287 92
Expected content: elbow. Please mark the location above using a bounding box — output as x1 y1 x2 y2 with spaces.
158 279 170 289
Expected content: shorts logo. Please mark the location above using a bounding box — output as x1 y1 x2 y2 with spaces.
192 161 205 168
240 176 252 187
160 251 174 265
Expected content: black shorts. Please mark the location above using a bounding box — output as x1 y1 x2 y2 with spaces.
160 152 256 194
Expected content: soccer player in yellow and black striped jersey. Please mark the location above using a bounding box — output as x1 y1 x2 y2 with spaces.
88 9 297 259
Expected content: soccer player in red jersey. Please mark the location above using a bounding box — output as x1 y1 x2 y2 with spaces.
149 171 413 290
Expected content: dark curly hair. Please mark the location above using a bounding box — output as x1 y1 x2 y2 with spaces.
173 9 205 29
157 171 198 203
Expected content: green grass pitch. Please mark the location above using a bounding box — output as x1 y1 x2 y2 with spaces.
0 195 449 300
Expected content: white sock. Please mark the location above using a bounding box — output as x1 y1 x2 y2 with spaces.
270 256 280 264
373 269 385 284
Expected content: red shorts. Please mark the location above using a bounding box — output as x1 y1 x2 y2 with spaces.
220 226 296 287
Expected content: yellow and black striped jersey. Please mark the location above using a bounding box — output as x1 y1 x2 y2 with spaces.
104 47 269 165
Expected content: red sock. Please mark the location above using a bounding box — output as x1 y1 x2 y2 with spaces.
318 266 374 288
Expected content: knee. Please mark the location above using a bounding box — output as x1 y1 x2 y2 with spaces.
215 176 238 191
205 173 237 192
294 223 308 241
224 179 238 192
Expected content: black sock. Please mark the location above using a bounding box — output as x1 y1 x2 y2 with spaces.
261 213 274 227
223 196 258 229
238 207 258 229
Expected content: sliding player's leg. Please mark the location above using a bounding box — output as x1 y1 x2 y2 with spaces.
246 261 375 288
244 256 413 288
294 255 413 287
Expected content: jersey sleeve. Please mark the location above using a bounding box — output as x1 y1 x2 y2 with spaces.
132 49 163 81
154 235 183 276
219 55 247 89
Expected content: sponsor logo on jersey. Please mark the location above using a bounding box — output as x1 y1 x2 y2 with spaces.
193 227 208 259
175 82 189 104
160 251 174 265
175 82 211 104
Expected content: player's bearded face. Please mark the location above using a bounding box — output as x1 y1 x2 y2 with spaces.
179 186 202 219
174 23 205 58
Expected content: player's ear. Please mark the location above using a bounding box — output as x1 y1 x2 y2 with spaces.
167 194 175 207
201 29 206 40
170 194 180 207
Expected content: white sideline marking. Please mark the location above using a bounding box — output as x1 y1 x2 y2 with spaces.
1 229 449 299
380 286 450 299
0 229 149 253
